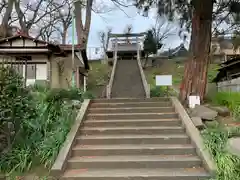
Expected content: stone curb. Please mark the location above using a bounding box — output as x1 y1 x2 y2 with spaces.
170 97 217 176
50 99 90 179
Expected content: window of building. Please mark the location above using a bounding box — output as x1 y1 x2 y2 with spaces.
26 64 36 79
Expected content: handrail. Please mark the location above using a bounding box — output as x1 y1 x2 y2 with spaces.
106 40 118 99
136 43 150 98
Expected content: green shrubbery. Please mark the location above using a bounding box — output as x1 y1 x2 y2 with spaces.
202 123 240 180
0 66 93 175
203 91 240 179
210 92 240 121
150 86 177 97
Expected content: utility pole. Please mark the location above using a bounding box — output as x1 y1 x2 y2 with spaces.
71 1 76 88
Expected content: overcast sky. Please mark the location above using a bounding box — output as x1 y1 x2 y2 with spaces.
67 3 190 59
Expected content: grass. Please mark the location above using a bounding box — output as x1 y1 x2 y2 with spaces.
87 61 111 97
208 92 240 122
88 61 110 88
144 58 219 88
202 123 240 180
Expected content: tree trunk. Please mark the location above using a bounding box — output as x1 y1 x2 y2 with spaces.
14 0 29 35
0 0 14 38
62 27 67 44
179 0 214 103
74 0 93 71
74 0 93 47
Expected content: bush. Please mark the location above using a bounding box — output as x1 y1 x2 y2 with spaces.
45 88 95 103
150 86 176 97
0 66 94 174
28 83 50 93
202 124 240 180
211 92 240 121
0 66 37 155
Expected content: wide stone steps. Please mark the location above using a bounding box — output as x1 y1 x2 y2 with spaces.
83 118 181 127
61 98 211 180
76 134 190 145
80 126 185 135
90 101 172 108
62 168 209 180
67 155 202 169
71 144 196 156
87 112 178 120
88 107 175 114
91 98 169 103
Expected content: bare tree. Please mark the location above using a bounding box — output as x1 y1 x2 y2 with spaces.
0 0 7 16
142 18 176 68
124 24 133 43
14 0 66 35
53 0 73 44
0 0 14 38
99 27 112 63
74 0 120 70
151 17 177 43
99 27 112 53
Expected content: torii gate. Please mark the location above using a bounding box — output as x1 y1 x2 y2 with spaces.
106 32 146 61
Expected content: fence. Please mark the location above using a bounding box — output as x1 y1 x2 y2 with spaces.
217 77 240 92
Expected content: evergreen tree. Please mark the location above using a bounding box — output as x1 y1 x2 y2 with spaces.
135 0 240 102
143 29 162 68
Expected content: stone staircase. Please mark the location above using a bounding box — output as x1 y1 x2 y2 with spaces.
111 59 146 98
59 98 211 180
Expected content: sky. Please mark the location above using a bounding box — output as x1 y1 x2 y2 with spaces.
67 2 189 59
0 0 188 60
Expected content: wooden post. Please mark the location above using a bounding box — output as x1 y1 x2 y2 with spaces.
114 37 118 62
136 37 140 61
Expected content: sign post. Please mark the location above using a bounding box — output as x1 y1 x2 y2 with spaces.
155 75 173 96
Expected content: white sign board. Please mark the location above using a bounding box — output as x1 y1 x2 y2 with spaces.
189 95 200 108
155 75 172 86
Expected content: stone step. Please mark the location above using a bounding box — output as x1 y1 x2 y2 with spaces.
88 107 175 114
80 126 185 136
87 112 178 120
91 98 170 103
83 119 181 127
90 102 172 108
71 144 196 156
62 168 210 180
67 155 202 169
76 134 189 145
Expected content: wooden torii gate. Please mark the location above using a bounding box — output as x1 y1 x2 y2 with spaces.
105 32 146 61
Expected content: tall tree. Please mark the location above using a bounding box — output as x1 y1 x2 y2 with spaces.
135 0 240 102
99 27 112 63
0 0 14 38
143 29 162 68
53 0 73 44
142 17 175 68
152 17 176 44
74 0 113 70
15 0 66 36
124 24 133 43
34 0 73 44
